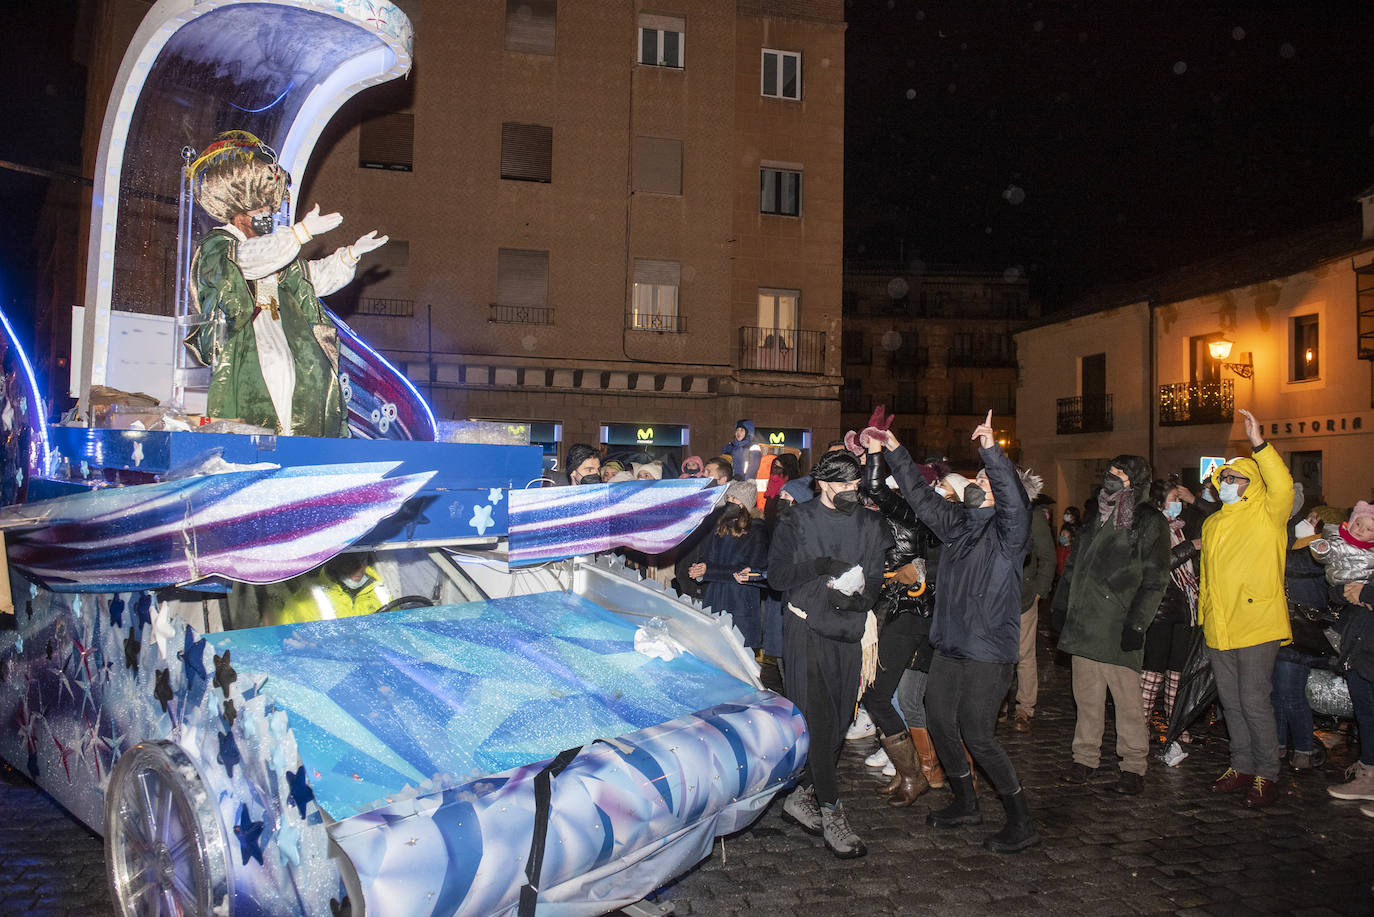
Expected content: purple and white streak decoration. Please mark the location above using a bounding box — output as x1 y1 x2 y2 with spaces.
0 462 433 592
506 480 724 567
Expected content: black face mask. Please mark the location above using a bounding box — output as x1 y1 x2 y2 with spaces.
832 490 862 515
962 483 987 508
1101 474 1126 495
249 213 276 236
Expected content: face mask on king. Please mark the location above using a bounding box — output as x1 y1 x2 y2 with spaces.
249 213 276 236
832 490 862 515
962 483 987 508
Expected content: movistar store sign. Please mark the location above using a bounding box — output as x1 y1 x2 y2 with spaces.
601 423 687 447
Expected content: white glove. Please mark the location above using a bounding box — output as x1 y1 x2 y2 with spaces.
295 203 343 240
350 231 388 257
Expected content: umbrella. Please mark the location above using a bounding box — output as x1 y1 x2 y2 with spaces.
1164 626 1215 748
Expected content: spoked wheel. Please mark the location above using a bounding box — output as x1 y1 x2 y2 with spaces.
105 741 231 917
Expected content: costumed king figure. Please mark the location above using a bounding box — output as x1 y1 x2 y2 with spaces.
185 131 388 436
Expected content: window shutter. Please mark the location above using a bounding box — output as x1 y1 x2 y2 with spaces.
634 259 680 286
497 249 549 306
506 0 556 54
359 112 414 171
633 137 683 194
501 122 553 182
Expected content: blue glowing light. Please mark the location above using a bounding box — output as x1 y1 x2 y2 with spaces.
0 306 52 473
229 81 296 114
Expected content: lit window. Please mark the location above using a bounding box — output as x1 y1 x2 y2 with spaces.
1292 314 1319 381
761 49 801 100
761 167 801 216
631 259 681 332
639 14 684 68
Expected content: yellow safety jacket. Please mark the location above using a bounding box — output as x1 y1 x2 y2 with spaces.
271 567 390 625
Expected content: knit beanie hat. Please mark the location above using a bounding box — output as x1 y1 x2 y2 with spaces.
724 480 758 507
1350 501 1374 527
782 477 815 503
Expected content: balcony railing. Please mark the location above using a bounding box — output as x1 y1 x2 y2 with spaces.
626 311 687 333
1057 394 1114 434
1158 380 1234 426
355 297 415 318
739 326 826 374
490 304 555 325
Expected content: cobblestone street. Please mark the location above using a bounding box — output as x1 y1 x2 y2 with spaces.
3 633 1372 916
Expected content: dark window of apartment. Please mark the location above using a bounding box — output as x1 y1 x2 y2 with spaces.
761 167 801 216
842 330 867 364
633 137 683 194
506 0 556 54
1292 314 1319 381
951 332 972 360
761 49 801 99
359 111 414 171
500 122 552 183
1189 333 1224 383
639 14 684 68
497 248 549 306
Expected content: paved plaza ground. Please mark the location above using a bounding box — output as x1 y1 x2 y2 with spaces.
3 631 1372 916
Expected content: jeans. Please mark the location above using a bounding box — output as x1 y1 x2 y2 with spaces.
1347 667 1374 767
925 653 1022 795
1270 657 1316 753
897 668 929 729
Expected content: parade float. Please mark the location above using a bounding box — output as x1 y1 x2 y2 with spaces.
0 2 807 914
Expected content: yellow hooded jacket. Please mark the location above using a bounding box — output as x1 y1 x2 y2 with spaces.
269 567 390 626
1197 445 1293 650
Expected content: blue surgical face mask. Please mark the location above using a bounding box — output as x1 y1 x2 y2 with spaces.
1217 482 1242 505
1164 501 1182 519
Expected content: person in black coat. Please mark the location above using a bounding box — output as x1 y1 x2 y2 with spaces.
881 411 1040 854
768 449 893 858
688 481 770 649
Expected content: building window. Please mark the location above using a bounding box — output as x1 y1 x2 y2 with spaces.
496 247 549 317
761 166 801 216
633 136 683 195
761 49 801 99
639 14 684 68
1292 314 1319 381
500 122 552 183
631 259 681 331
842 330 867 364
506 0 556 55
359 111 413 171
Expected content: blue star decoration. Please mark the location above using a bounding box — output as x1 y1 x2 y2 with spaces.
488 487 504 504
276 823 301 867
221 699 237 728
135 593 153 631
108 595 124 628
234 804 265 866
285 765 315 819
468 503 495 536
180 626 208 686
123 630 140 671
213 651 237 697
153 669 174 713
217 728 241 778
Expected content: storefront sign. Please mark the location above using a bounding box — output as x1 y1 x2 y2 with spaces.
1266 412 1371 439
601 423 687 447
753 427 811 450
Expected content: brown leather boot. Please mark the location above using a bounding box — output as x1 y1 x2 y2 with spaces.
909 727 945 789
880 732 930 807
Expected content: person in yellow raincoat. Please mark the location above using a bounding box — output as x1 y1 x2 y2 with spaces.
1197 408 1293 807
265 555 391 625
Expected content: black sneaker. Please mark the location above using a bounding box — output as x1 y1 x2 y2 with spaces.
1062 762 1095 784
1115 771 1144 795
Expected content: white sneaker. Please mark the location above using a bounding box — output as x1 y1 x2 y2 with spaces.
882 761 896 777
865 747 890 768
845 709 876 741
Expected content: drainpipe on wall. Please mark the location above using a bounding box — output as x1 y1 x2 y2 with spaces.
1148 300 1157 472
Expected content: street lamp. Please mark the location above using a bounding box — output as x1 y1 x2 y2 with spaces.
1208 338 1253 379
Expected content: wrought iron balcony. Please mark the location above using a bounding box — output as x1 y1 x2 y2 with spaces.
355 297 415 318
1158 380 1234 426
1057 394 1114 434
739 326 826 374
489 303 554 325
626 311 687 333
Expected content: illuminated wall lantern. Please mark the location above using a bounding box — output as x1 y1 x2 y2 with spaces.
1208 338 1253 379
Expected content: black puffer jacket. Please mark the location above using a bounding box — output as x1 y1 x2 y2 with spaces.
886 442 1030 664
861 451 936 622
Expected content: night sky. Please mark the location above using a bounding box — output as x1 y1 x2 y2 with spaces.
5 3 1374 324
843 1 1374 308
